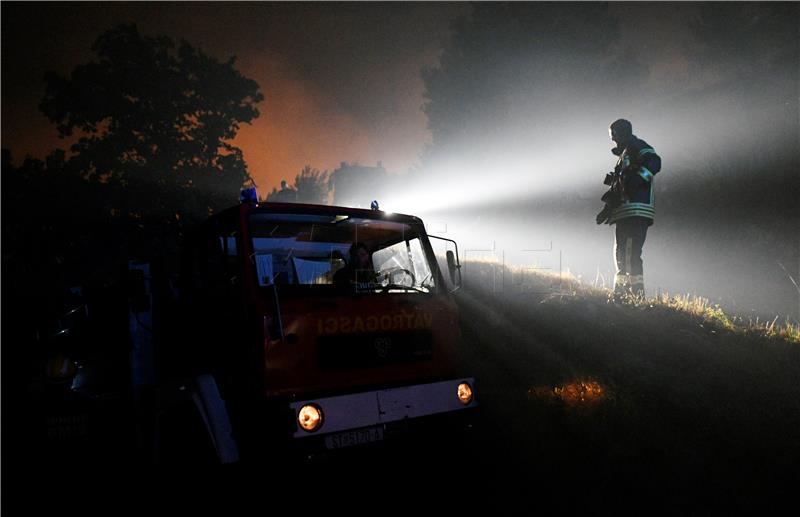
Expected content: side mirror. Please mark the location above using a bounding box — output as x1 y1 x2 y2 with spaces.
446 250 462 290
428 235 462 293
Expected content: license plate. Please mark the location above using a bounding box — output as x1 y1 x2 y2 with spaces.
324 426 384 450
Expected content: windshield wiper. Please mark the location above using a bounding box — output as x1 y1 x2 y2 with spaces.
418 272 434 290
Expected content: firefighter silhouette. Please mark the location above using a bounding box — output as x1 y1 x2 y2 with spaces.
598 119 662 298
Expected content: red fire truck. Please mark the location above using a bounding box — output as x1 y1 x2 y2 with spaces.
130 190 475 464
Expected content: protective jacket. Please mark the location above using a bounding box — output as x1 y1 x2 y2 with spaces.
608 137 661 225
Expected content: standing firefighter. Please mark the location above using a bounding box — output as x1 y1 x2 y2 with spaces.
596 119 662 298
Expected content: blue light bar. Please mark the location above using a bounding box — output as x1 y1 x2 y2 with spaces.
240 187 258 204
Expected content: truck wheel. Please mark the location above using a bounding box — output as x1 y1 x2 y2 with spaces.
155 401 218 467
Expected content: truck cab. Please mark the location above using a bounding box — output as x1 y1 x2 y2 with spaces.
146 195 474 462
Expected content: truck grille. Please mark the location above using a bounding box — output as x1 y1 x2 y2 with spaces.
316 330 433 370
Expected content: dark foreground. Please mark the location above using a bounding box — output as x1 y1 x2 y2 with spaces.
7 279 800 513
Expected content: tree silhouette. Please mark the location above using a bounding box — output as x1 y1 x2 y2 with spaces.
682 3 799 240
687 3 798 149
689 3 798 87
293 165 330 204
40 24 264 227
3 24 265 337
421 3 638 165
266 166 330 204
1 148 117 337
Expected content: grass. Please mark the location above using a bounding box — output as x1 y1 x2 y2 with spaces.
459 258 799 343
641 292 800 343
452 258 800 509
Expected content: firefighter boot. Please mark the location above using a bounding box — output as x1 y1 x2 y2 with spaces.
630 275 645 298
613 273 629 301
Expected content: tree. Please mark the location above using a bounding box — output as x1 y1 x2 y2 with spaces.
1 148 116 329
421 3 638 166
689 3 798 89
683 3 799 237
687 3 799 157
293 166 330 205
266 166 330 204
39 24 264 230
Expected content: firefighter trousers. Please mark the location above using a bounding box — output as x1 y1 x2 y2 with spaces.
613 216 649 296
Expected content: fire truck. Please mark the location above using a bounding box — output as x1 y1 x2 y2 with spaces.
129 189 475 464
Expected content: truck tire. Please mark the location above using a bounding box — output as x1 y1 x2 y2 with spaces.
155 400 219 467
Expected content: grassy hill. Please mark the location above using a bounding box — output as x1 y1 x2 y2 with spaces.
452 261 800 511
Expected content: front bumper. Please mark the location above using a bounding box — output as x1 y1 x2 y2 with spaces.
289 377 476 439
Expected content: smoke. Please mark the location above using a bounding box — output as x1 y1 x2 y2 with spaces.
2 2 797 319
379 3 800 321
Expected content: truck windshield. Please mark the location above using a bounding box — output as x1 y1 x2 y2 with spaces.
249 213 437 293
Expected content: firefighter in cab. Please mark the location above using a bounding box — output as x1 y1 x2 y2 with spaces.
334 242 379 290
596 118 662 298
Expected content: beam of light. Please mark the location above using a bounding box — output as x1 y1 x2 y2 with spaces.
380 150 576 216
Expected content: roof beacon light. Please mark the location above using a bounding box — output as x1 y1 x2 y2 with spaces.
240 187 258 204
371 200 380 210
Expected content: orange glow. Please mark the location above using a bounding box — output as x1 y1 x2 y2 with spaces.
222 54 431 193
4 53 432 196
528 379 608 406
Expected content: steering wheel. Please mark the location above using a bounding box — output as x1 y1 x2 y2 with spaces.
381 267 416 289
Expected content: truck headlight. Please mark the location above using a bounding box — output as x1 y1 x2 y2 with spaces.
297 404 324 432
457 382 474 405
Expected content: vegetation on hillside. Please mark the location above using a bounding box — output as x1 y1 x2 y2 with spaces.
449 259 800 509
459 259 799 344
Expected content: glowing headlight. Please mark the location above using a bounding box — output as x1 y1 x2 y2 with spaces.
457 382 474 405
297 404 324 432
